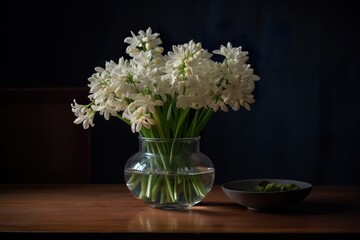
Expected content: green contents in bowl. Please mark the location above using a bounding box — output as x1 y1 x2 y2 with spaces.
255 181 300 192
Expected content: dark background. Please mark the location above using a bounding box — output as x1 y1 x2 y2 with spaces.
2 0 359 185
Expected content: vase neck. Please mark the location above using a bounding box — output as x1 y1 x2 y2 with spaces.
138 137 200 153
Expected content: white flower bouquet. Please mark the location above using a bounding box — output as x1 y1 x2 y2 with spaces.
71 28 259 207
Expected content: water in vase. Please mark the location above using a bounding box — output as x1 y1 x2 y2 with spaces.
124 167 215 209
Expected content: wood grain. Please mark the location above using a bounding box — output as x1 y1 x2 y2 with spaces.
0 184 359 239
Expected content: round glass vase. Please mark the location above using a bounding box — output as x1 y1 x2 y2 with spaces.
124 137 215 210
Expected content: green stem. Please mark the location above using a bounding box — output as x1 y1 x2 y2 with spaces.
169 108 190 167
186 109 199 137
115 114 131 126
194 109 214 136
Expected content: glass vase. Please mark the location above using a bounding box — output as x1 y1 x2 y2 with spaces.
124 137 215 210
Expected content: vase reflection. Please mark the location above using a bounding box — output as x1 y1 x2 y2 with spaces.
126 206 223 232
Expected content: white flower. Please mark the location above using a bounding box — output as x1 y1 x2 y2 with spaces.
213 42 249 62
159 40 214 100
121 94 163 132
124 27 162 57
127 94 163 115
162 40 211 78
123 106 156 133
71 100 95 129
90 93 118 120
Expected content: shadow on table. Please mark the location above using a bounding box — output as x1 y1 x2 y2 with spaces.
258 201 358 215
195 200 358 215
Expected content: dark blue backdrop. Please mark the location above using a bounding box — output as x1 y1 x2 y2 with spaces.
3 0 359 185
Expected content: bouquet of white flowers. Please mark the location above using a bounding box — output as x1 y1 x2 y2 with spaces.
72 27 259 135
71 28 259 208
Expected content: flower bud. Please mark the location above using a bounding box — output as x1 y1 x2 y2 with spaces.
154 47 164 53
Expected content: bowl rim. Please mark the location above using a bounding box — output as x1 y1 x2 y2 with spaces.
222 178 313 194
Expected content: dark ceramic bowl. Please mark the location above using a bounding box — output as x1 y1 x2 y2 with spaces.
222 179 312 210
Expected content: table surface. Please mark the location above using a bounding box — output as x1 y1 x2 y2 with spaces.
0 184 359 239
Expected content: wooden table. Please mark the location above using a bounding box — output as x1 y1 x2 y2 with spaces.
0 184 359 239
